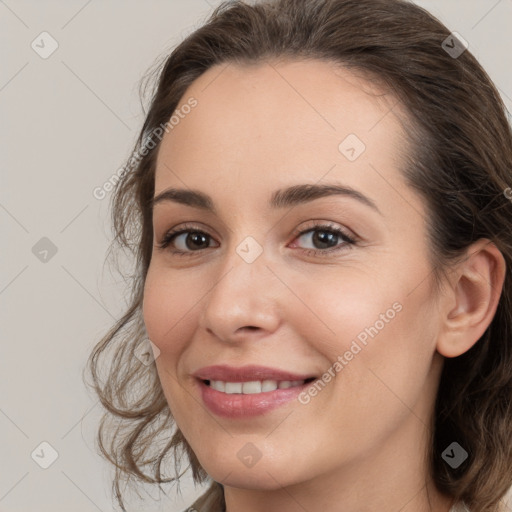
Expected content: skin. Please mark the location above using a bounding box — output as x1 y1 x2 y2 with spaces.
142 59 506 512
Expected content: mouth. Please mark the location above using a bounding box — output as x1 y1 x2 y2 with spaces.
192 365 320 418
197 377 318 418
202 377 317 394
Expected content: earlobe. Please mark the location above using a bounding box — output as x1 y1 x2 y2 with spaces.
436 239 506 358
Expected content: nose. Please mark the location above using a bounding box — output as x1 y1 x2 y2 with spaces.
197 243 282 344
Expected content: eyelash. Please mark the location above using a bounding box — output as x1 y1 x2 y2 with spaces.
157 222 357 258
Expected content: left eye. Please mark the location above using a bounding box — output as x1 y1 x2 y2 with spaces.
292 226 355 253
158 223 356 257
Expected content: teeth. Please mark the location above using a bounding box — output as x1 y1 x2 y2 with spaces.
242 381 262 394
224 382 242 394
262 379 279 392
210 380 225 392
208 379 306 394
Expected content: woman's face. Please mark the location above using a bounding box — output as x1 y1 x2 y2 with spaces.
143 59 446 492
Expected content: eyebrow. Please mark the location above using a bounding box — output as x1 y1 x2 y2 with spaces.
150 182 382 215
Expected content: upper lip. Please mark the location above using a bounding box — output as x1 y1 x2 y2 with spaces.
193 365 317 383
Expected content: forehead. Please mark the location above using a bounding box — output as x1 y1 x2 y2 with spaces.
154 59 411 215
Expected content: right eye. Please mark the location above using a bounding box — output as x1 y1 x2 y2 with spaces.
158 224 219 256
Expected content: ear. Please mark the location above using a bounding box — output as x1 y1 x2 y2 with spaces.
436 239 506 358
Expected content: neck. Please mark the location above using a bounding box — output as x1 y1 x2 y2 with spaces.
223 411 455 512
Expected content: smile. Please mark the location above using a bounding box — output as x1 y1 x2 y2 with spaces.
205 378 314 394
197 377 318 418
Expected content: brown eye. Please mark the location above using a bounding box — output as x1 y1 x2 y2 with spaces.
158 224 219 256
291 223 357 257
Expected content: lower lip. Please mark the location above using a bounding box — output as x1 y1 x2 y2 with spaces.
197 379 314 418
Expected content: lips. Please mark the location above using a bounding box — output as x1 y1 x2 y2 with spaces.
193 364 317 383
192 365 319 418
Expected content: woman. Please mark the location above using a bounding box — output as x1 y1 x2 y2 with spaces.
86 0 512 511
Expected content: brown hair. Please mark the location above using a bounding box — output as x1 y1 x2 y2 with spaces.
84 0 512 510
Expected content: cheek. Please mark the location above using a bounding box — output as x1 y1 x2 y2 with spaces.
340 280 439 427
294 264 438 401
288 270 401 358
142 267 199 358
142 267 203 421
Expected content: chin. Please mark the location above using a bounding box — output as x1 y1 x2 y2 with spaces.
211 468 297 490
198 452 307 491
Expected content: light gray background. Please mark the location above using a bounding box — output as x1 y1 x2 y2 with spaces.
1 1 512 511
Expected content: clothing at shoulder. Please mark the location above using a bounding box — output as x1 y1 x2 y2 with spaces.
182 481 225 512
450 502 470 512
183 486 471 512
